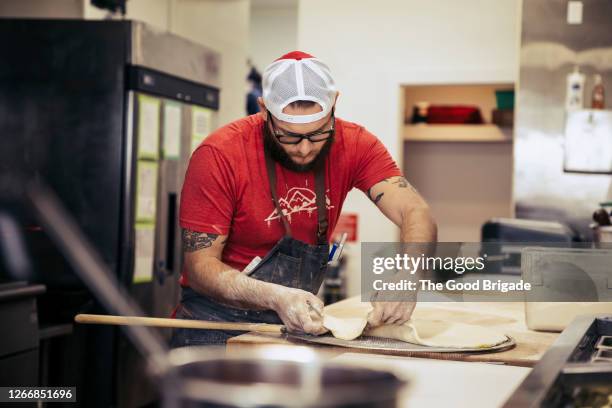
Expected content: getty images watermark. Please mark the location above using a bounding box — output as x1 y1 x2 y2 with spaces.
361 242 612 302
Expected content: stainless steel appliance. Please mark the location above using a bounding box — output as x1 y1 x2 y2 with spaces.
515 0 612 239
0 282 46 387
0 19 220 407
504 314 612 407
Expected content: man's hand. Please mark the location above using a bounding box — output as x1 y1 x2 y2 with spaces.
367 301 416 327
271 287 327 335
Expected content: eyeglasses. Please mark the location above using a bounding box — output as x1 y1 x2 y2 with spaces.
267 109 335 145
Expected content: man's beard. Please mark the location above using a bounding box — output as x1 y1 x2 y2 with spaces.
263 121 334 173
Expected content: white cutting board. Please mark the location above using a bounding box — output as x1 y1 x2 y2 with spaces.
332 352 530 408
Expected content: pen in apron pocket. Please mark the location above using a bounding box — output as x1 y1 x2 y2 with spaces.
242 256 262 274
329 232 348 264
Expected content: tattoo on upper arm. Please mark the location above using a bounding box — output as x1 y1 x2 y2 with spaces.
182 229 219 252
367 183 385 204
392 177 418 194
367 177 418 204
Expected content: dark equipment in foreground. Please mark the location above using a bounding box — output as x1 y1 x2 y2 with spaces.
504 315 612 408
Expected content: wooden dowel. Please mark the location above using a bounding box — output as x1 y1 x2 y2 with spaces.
75 314 285 334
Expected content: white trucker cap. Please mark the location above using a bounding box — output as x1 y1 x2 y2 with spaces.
262 51 336 124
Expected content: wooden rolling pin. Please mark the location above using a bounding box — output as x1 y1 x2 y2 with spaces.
75 314 286 334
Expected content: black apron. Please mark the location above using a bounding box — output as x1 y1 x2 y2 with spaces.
170 146 330 346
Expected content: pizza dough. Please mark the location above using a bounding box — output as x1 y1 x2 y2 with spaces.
367 319 507 348
322 296 508 348
323 314 368 341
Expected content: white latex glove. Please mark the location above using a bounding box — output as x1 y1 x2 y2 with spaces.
367 301 416 327
271 287 327 335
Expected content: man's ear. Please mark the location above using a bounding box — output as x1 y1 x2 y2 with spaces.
333 91 340 106
257 97 267 119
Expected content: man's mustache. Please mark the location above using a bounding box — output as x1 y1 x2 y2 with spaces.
262 121 334 173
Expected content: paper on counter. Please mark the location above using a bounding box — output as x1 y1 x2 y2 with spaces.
137 94 161 160
191 106 213 153
134 223 155 284
163 101 182 160
135 161 158 223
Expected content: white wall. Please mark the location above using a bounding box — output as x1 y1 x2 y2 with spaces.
404 141 513 241
125 0 170 28
83 0 171 26
297 0 519 295
0 0 83 17
172 0 250 126
249 2 298 72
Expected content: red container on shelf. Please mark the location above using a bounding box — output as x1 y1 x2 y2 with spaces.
426 105 484 124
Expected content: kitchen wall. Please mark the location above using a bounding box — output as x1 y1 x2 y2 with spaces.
515 0 612 239
83 0 170 26
169 0 250 127
0 0 83 17
297 0 519 295
249 0 298 72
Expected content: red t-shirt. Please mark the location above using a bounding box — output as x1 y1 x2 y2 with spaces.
179 114 401 284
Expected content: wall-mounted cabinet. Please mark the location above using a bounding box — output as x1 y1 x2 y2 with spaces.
403 83 514 143
401 83 515 241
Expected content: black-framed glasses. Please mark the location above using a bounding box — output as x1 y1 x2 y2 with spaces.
267 109 335 145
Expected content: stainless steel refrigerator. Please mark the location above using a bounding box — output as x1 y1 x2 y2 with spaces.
0 19 220 407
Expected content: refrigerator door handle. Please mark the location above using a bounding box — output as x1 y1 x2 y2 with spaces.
157 192 178 285
155 260 167 285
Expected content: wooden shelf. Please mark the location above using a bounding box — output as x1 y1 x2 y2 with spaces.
403 124 513 143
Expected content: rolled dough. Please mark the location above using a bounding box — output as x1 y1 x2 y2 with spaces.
323 314 368 341
322 296 508 348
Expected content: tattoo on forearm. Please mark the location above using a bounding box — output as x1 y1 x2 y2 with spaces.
182 229 219 252
392 177 418 193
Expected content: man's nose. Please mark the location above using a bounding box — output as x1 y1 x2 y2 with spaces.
296 138 313 156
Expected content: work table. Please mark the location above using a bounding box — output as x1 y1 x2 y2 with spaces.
332 353 530 407
227 302 559 367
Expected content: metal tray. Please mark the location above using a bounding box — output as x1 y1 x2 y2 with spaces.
286 333 516 354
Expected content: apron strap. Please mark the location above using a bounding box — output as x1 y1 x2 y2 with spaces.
264 146 292 237
314 161 328 245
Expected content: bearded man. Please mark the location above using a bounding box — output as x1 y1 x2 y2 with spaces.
171 51 436 346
